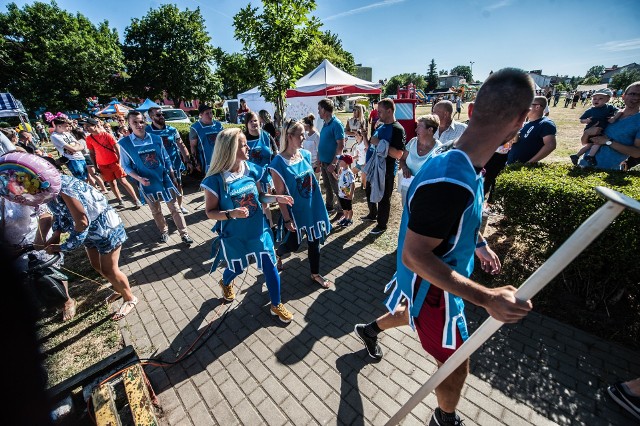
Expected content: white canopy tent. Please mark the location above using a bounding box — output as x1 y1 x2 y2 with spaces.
237 59 381 128
575 83 608 92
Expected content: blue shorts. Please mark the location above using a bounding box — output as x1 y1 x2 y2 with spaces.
83 211 127 254
66 158 88 181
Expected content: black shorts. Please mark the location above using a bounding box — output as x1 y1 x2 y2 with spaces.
339 197 352 210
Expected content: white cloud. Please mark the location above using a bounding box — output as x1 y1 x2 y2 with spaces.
322 0 406 22
597 38 640 52
484 0 512 12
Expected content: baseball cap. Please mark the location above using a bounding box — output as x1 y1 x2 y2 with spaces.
84 117 99 125
338 154 353 165
198 103 213 113
593 88 613 97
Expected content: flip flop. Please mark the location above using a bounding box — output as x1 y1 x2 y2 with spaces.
111 296 138 321
105 291 123 304
276 256 284 273
310 274 332 289
62 298 77 322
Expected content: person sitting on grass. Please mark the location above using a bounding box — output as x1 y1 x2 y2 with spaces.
571 88 621 166
335 154 355 227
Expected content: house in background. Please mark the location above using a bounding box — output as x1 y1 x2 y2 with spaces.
438 75 464 89
600 63 640 84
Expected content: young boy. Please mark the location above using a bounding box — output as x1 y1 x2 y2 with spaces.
336 154 355 227
570 88 621 166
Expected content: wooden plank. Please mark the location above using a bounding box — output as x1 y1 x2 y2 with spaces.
122 364 158 426
92 383 122 426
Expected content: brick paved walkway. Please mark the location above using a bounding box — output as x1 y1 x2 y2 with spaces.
112 182 639 425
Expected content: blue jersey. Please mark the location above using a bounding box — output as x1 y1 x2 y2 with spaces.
268 149 331 244
318 116 345 164
201 162 275 273
146 124 185 176
384 149 483 347
118 133 178 202
191 120 223 172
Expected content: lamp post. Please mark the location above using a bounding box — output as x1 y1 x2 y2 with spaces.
469 61 475 80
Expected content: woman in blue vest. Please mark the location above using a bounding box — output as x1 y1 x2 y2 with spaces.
201 128 295 323
269 120 332 289
118 111 193 245
244 111 279 228
189 104 223 174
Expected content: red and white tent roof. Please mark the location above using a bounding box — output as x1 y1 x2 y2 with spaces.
286 59 381 98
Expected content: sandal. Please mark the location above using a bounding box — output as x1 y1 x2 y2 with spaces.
111 296 138 321
310 274 332 289
277 256 284 273
105 291 123 304
62 298 77 322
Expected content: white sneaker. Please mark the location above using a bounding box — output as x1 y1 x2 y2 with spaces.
180 206 189 214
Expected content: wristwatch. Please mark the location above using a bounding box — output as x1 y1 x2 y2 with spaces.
605 140 613 146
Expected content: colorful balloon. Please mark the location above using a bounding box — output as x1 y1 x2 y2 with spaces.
0 152 61 206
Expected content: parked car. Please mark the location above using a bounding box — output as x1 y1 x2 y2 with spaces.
159 107 191 124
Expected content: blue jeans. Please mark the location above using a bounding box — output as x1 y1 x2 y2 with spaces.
222 253 281 305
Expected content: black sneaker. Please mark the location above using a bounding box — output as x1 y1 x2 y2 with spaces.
181 234 193 245
354 324 383 360
160 232 169 243
584 155 597 167
369 226 386 235
360 215 376 222
607 382 640 421
569 154 579 166
429 408 466 426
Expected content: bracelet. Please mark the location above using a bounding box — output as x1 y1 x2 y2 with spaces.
225 211 234 220
476 240 488 248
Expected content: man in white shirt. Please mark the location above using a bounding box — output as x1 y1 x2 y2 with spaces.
433 100 467 144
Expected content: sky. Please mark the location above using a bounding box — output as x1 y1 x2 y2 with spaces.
7 0 640 83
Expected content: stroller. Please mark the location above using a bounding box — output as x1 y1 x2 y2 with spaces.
16 245 69 311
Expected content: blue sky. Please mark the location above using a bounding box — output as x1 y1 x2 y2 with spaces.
9 0 640 82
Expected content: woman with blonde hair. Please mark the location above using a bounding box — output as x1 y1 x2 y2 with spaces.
201 128 295 322
268 120 332 289
398 114 442 207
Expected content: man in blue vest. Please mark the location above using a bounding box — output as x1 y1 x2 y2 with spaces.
147 106 192 213
119 111 193 245
189 103 223 174
355 68 534 426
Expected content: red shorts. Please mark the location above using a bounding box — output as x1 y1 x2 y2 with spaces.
99 162 127 181
414 279 464 364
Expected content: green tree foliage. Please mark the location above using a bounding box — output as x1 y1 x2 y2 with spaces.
582 76 600 85
426 59 438 91
123 4 220 107
611 69 640 92
234 0 320 127
383 73 427 97
450 65 473 82
302 31 356 76
439 69 448 76
213 48 263 98
585 65 605 79
0 1 124 112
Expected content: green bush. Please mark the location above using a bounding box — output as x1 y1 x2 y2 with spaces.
491 163 640 309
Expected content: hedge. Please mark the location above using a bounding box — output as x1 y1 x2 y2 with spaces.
490 163 640 311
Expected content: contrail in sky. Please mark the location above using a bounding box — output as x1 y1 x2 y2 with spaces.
322 0 406 22
484 0 512 12
597 38 640 52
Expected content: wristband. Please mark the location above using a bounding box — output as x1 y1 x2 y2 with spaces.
476 240 488 248
225 211 234 220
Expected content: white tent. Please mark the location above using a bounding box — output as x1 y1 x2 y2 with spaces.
576 83 608 92
237 59 381 127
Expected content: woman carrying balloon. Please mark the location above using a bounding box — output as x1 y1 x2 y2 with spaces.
201 128 295 323
268 119 332 289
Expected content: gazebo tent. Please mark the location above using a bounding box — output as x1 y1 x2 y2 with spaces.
135 98 161 112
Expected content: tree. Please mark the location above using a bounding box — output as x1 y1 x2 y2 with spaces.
585 65 605 79
234 0 320 127
582 76 600 85
123 4 221 107
213 49 263 98
426 59 438 92
301 31 356 76
439 69 448 76
383 73 427 97
611 69 640 92
0 1 124 112
450 65 473 83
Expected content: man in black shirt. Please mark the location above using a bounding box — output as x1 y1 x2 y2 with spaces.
355 68 534 426
362 98 405 235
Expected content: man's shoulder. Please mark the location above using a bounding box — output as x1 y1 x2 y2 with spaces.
452 120 468 130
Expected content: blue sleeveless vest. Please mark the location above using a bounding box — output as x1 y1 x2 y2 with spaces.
268 149 331 244
384 149 483 347
192 120 223 172
200 162 275 273
118 133 178 202
247 130 274 168
146 124 185 175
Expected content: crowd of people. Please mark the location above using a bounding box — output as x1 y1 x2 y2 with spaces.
2 74 640 426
